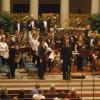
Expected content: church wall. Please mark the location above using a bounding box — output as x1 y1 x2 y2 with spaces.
10 0 91 14
70 0 91 14
0 0 2 12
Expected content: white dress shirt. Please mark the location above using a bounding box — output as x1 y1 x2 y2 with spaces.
31 21 35 28
30 38 40 55
17 23 20 32
44 21 47 28
0 42 9 59
33 94 45 100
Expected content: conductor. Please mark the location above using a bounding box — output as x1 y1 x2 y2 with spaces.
60 36 72 80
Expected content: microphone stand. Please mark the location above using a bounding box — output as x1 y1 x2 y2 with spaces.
81 64 84 99
92 57 95 100
80 46 86 100
91 47 95 100
80 67 84 100
0 58 3 77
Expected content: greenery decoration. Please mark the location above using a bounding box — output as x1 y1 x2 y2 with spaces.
86 14 100 33
0 11 14 33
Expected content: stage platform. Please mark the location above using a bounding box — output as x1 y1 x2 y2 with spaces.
0 71 100 79
0 78 100 100
0 71 100 100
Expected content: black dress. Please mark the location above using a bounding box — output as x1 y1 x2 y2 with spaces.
76 43 84 71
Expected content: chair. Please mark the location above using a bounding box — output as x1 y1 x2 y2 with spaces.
23 55 38 78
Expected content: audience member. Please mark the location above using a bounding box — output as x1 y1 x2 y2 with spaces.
31 83 40 95
69 88 80 100
18 89 25 99
0 88 11 100
12 96 19 100
32 89 45 100
53 97 61 100
48 84 57 94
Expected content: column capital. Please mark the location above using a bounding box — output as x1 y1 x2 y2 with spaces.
30 0 39 19
99 0 100 13
91 0 100 14
2 0 10 12
60 0 69 28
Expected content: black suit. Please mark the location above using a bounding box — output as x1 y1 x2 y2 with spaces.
27 20 37 31
37 20 45 34
86 36 99 49
8 47 18 78
38 46 46 79
61 44 72 79
13 22 23 32
84 29 90 39
43 20 51 33
47 19 51 32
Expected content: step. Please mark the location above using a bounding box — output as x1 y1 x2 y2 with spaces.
82 97 100 100
0 79 100 99
0 79 100 82
0 82 100 85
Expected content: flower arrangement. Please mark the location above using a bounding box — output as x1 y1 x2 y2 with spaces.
86 14 100 33
0 11 14 33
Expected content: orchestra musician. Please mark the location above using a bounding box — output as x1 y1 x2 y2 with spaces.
84 24 91 39
37 38 53 79
8 42 18 78
75 34 85 71
87 31 99 50
47 50 56 72
0 36 9 66
92 49 100 71
27 17 37 32
14 31 22 44
13 19 24 32
30 34 40 64
43 17 51 34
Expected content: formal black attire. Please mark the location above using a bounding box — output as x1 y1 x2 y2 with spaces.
0 93 11 100
27 20 37 31
13 22 23 32
90 36 99 46
47 18 51 32
76 44 84 71
8 47 18 78
36 20 45 34
61 44 72 80
84 29 90 39
38 46 46 79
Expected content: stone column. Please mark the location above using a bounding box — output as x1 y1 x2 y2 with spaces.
99 0 100 13
2 0 10 12
60 0 69 28
30 0 39 19
91 0 100 14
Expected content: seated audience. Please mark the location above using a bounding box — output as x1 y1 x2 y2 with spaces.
53 97 61 100
32 89 45 100
69 88 80 100
31 83 40 94
47 84 57 94
0 88 11 100
12 96 19 100
18 89 25 99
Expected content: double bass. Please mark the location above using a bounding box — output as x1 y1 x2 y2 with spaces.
92 50 100 70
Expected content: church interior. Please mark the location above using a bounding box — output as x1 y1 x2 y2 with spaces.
0 0 100 100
